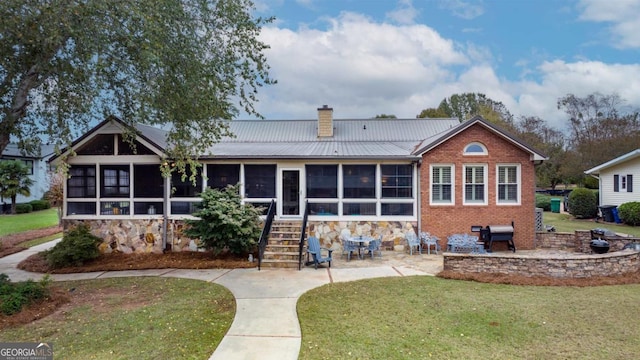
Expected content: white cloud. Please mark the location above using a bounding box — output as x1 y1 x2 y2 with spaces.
577 0 640 48
438 0 485 20
511 60 640 129
257 12 468 119
386 0 420 25
250 10 640 133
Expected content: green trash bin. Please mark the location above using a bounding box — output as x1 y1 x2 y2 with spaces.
550 198 561 213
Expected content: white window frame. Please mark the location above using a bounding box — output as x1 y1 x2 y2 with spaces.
463 142 488 155
430 164 455 205
463 164 487 205
496 164 521 205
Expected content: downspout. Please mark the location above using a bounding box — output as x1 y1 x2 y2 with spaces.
416 158 422 233
162 175 170 251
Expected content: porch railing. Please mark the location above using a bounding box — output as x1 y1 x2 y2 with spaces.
298 200 309 270
257 200 276 271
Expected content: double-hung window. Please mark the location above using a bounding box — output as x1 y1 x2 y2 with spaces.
431 165 453 204
497 165 519 204
614 174 633 193
464 165 486 205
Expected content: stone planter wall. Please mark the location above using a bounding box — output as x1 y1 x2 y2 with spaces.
443 230 640 279
444 250 640 278
536 230 640 253
534 231 577 250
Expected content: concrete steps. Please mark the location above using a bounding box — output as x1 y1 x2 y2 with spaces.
260 220 305 269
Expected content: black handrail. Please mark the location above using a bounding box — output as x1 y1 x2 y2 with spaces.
257 200 276 271
298 200 309 270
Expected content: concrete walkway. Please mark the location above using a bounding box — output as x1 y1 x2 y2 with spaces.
0 240 443 360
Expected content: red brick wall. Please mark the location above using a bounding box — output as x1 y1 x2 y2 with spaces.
420 124 537 250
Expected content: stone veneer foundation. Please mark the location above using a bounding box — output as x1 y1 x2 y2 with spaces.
63 219 418 254
63 219 204 254
307 220 418 250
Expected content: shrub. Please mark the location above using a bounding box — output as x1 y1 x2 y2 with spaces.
29 199 51 211
535 194 551 211
184 185 262 255
583 176 599 189
0 274 51 315
44 224 102 268
568 188 598 219
15 203 33 214
618 202 640 226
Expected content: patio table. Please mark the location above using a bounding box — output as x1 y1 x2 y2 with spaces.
348 236 374 259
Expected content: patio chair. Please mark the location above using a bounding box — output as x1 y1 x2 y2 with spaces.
366 235 383 259
306 236 333 269
340 230 361 261
343 239 360 261
406 232 421 255
420 231 441 255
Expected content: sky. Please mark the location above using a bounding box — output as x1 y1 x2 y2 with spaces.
243 0 640 131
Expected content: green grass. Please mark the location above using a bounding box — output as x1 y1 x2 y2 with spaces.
0 208 59 237
543 211 640 237
298 276 640 359
0 277 235 360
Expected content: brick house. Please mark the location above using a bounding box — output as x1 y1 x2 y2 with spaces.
415 117 541 250
49 107 545 254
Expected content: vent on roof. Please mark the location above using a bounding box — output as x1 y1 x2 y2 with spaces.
317 105 333 137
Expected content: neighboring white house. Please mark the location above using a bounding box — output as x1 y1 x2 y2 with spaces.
585 149 640 207
0 143 56 205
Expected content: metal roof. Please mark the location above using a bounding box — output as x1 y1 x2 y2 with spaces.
50 114 547 162
134 122 168 150
200 118 459 159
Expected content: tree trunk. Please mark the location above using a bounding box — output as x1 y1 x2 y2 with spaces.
10 195 17 214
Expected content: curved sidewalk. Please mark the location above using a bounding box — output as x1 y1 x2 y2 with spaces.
0 240 442 360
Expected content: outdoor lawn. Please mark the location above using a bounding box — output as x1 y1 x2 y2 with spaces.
0 208 59 237
0 277 235 360
298 276 640 360
543 211 640 237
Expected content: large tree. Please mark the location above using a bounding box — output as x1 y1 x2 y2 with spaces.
418 93 515 131
558 93 640 173
0 0 274 175
0 160 34 214
516 116 566 188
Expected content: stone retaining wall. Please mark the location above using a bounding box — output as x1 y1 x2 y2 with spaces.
443 230 640 278
444 250 640 278
536 230 640 253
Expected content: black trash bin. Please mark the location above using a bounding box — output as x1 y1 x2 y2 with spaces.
599 205 616 223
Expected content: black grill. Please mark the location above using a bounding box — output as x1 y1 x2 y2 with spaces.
473 222 516 252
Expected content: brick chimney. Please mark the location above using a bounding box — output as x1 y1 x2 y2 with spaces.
317 105 333 137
